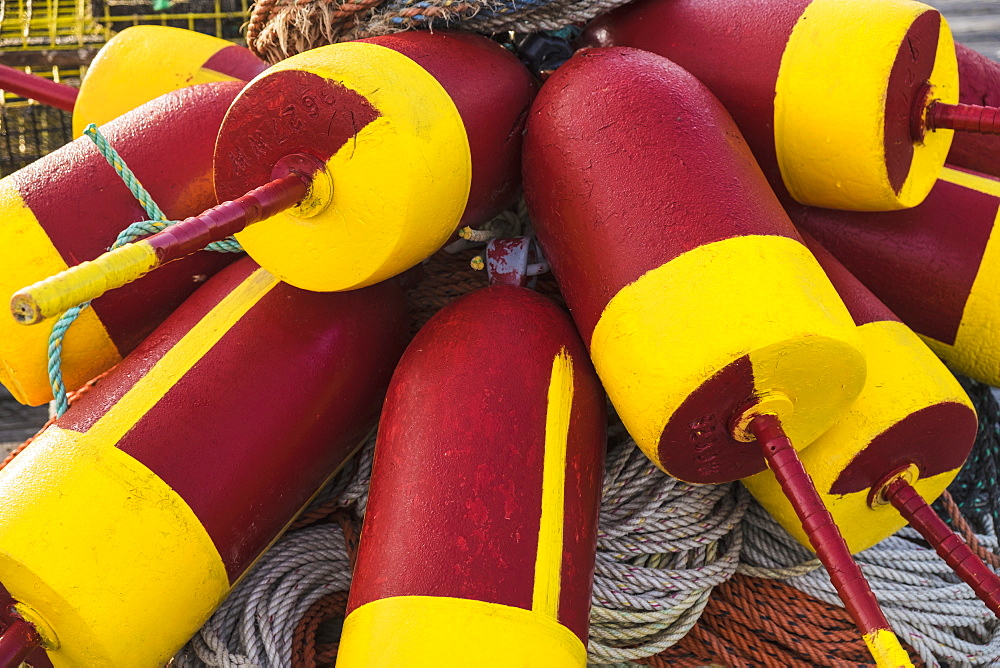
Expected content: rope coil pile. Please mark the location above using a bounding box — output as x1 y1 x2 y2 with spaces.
245 0 620 63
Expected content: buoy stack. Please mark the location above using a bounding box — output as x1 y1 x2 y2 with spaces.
1 4 999 664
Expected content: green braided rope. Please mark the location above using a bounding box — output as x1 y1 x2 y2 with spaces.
47 125 244 415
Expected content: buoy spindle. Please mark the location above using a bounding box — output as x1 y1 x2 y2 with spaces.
749 414 911 668
926 102 1000 135
0 64 78 112
10 168 311 326
0 619 41 668
884 477 1000 617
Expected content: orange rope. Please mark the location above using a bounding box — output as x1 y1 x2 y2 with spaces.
644 575 924 667
940 490 1000 569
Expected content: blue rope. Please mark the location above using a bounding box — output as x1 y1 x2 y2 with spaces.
47 125 244 415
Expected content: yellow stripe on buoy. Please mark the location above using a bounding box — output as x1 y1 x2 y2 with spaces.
337 596 587 666
532 349 574 619
0 180 120 405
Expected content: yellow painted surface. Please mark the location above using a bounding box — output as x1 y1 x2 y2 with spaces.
590 235 866 480
864 628 915 667
234 42 472 292
337 596 586 667
0 427 229 667
775 0 958 210
920 167 1000 386
73 26 240 136
532 349 573 619
0 179 120 406
15 240 158 323
744 320 973 553
0 268 280 665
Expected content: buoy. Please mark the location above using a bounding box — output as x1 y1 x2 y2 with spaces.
0 27 266 136
72 26 267 136
744 234 1000 616
0 81 244 406
522 47 914 667
339 278 606 667
0 256 410 666
789 165 1000 387
11 30 537 320
581 0 1000 211
947 43 1000 179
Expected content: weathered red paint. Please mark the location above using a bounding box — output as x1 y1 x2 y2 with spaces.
214 69 381 204
886 478 1000 617
200 44 268 82
348 286 606 643
9 81 242 354
523 47 800 340
790 172 996 346
580 0 808 189
948 43 1000 177
0 64 77 111
750 414 894 641
832 402 976 495
58 257 410 579
884 11 939 191
928 101 1000 134
360 31 537 227
658 356 759 483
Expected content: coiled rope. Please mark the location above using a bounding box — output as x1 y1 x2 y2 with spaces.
740 500 1000 667
46 124 243 416
245 0 623 63
177 421 748 666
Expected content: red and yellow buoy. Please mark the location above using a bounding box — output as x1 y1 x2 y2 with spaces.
790 165 1000 387
0 27 266 136
339 284 606 667
523 47 914 666
579 0 1000 212
0 256 410 666
0 81 244 406
11 30 537 322
746 234 1000 615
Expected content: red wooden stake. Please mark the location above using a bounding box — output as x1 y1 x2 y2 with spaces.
144 171 310 264
0 619 41 668
750 414 898 649
0 64 78 112
927 102 1000 134
885 477 1000 617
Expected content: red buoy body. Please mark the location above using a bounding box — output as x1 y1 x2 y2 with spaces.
214 30 537 292
0 256 409 666
947 43 1000 179
790 165 1000 387
581 0 959 211
745 234 978 554
339 286 606 666
0 81 244 406
523 48 865 483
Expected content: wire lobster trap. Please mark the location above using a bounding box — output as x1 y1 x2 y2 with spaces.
0 0 248 175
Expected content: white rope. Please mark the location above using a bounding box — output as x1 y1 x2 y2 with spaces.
740 500 1000 667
